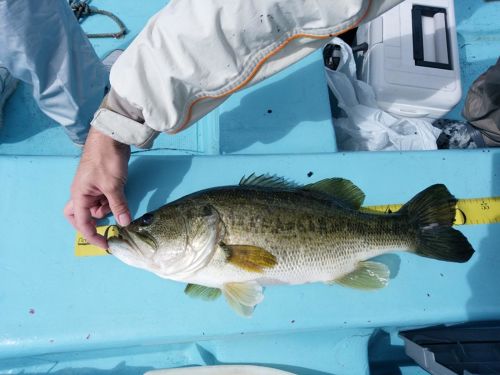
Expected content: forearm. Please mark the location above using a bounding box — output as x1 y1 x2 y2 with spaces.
83 125 131 158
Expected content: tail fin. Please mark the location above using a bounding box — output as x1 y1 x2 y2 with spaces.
400 184 474 263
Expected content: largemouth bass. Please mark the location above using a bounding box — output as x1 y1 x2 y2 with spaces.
108 175 474 317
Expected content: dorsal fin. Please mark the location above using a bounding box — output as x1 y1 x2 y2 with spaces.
239 173 298 189
303 178 365 209
240 174 365 209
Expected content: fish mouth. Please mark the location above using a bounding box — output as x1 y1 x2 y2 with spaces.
106 225 158 256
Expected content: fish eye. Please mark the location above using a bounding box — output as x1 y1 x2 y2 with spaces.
139 213 154 227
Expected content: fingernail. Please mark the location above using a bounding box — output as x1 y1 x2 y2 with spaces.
118 213 131 227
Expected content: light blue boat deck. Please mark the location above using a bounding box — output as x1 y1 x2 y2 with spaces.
1 1 499 374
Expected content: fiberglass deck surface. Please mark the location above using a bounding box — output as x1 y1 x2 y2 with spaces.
1 1 500 374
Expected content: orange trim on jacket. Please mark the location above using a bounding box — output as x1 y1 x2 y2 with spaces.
171 0 372 134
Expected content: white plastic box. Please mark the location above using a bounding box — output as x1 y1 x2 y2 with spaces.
356 0 461 119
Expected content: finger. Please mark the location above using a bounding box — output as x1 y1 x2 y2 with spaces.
66 212 77 228
74 200 108 249
105 187 131 226
64 200 74 218
64 200 77 228
91 203 111 219
83 232 108 249
65 201 96 225
65 200 96 226
66 201 104 247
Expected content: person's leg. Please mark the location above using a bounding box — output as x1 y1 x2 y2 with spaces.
0 67 18 129
0 0 108 145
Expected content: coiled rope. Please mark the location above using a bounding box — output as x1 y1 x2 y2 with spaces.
69 0 127 39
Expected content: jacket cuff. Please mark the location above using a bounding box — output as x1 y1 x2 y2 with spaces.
91 108 158 148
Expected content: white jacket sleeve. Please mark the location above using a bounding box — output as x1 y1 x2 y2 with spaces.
92 0 403 148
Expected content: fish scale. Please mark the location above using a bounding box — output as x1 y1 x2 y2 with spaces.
185 188 415 286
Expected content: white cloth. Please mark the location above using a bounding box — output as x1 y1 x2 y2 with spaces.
93 0 404 147
325 38 441 151
0 0 108 144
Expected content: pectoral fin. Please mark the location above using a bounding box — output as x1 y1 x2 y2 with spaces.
184 283 221 301
331 261 390 290
223 281 264 317
221 244 277 273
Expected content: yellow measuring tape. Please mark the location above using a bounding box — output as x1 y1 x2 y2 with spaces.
75 197 500 257
363 197 500 225
75 226 119 257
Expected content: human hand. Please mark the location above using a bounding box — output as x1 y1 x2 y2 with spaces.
65 127 131 249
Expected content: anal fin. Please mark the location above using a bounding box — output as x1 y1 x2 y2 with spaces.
331 261 390 290
223 281 264 317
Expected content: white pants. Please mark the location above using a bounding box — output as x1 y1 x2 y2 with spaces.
0 0 108 144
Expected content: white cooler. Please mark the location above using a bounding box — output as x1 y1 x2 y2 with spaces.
356 0 461 119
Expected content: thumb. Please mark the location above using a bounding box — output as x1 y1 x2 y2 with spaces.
106 187 131 227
